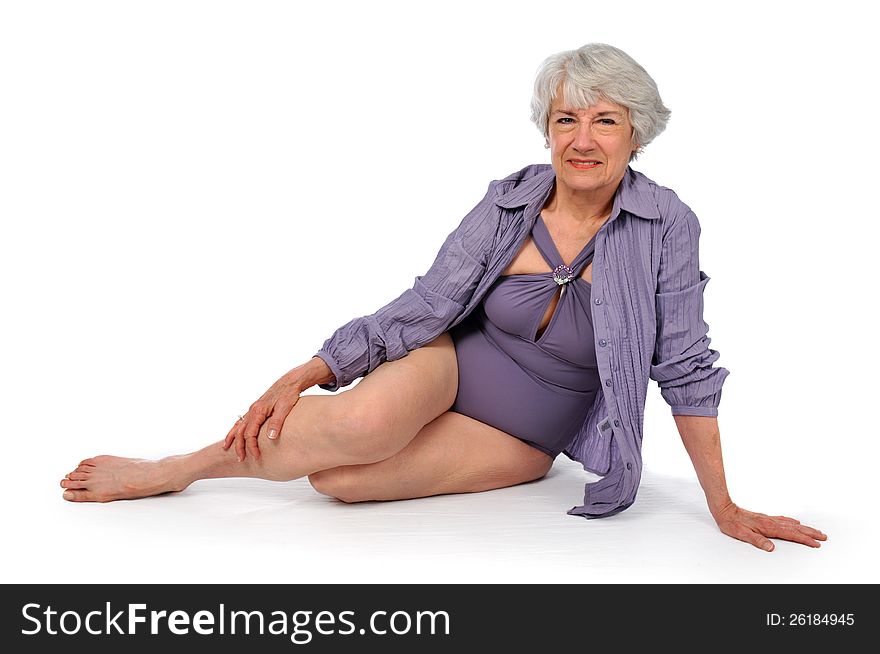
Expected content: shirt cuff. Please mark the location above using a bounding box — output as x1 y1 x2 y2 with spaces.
313 350 343 393
670 405 719 417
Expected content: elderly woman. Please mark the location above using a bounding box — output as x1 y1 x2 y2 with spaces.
61 43 825 552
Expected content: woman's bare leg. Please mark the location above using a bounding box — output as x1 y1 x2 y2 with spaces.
60 333 460 502
308 411 555 503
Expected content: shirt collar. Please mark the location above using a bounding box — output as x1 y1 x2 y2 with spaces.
493 164 661 221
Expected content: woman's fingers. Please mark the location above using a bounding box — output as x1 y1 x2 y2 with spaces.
766 519 827 547
222 418 247 463
245 433 260 461
725 521 775 551
223 422 239 451
224 374 303 462
749 517 828 550
242 405 271 461
265 418 281 441
263 396 300 442
228 418 247 462
715 504 828 552
795 523 827 541
739 523 776 551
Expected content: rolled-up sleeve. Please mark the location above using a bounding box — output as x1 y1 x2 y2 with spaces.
649 210 730 416
314 181 501 392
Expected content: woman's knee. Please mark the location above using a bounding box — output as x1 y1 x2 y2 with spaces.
276 395 396 465
332 398 404 463
316 333 459 464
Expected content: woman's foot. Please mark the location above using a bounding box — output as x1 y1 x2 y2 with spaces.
60 455 188 502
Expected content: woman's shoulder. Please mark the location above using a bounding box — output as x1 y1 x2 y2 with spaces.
488 163 555 208
627 167 698 235
497 162 554 185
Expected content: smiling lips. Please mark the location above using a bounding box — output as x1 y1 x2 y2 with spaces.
568 159 602 169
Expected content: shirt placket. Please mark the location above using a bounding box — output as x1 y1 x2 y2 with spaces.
589 219 633 475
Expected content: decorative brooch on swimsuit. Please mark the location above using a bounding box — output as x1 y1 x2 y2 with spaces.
552 264 575 286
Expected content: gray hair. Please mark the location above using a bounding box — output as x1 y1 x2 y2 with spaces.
529 43 671 162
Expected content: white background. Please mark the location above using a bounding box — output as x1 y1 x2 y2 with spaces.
1 0 877 583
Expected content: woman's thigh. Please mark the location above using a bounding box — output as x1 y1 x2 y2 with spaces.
308 411 555 503
317 331 460 464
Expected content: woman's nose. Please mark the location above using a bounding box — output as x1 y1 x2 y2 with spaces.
572 125 598 150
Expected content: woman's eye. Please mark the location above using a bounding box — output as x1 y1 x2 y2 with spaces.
557 117 616 125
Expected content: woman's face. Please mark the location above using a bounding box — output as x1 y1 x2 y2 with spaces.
547 92 638 201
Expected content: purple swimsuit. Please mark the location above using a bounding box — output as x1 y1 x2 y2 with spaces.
450 213 602 458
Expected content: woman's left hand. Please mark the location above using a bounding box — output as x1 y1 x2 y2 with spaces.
710 501 828 552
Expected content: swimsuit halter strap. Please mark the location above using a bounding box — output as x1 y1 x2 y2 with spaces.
532 214 597 275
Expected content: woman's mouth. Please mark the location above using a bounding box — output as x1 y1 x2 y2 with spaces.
568 160 602 169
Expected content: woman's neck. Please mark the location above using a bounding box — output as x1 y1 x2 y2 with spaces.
543 182 615 229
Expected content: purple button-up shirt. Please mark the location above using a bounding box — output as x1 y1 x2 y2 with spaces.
315 163 730 519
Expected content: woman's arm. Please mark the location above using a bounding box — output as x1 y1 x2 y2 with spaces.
653 209 826 550
649 209 729 415
674 397 827 552
673 415 730 515
301 356 336 388
313 180 502 392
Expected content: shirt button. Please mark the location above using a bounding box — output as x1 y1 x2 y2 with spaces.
605 378 612 387
599 339 607 347
614 419 620 427
594 298 602 305
626 462 632 471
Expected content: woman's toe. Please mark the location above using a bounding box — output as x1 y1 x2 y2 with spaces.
67 471 89 481
62 489 91 502
79 458 96 467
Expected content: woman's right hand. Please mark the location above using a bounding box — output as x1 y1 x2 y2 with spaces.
223 368 305 463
